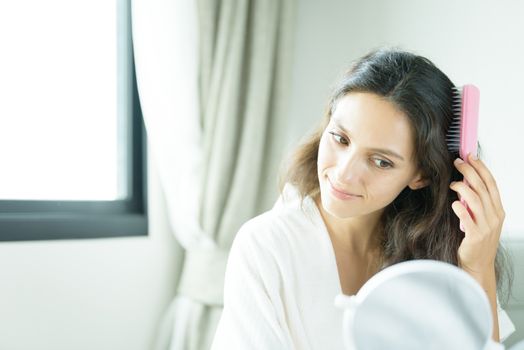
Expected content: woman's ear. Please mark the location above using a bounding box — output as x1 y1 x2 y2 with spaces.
408 173 430 190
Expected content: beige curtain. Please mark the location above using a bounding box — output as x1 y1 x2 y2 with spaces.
133 0 296 348
172 1 296 348
197 0 296 249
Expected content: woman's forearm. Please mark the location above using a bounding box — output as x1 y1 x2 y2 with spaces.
467 266 499 342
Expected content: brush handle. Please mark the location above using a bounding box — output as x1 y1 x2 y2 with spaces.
459 85 480 232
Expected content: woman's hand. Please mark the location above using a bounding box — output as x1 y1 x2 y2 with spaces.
449 153 505 342
448 153 505 278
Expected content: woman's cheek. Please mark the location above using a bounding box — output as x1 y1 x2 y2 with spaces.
375 181 407 205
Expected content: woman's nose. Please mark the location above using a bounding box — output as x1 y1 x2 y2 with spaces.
335 151 365 184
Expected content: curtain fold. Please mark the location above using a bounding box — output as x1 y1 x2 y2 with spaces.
132 0 296 348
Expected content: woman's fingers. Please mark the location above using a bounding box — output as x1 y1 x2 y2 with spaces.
465 154 505 218
451 200 478 238
450 154 506 242
449 180 489 229
453 157 496 217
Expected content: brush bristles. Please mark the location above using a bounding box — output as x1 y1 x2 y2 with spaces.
446 86 462 152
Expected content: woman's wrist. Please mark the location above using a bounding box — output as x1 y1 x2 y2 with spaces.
460 264 496 291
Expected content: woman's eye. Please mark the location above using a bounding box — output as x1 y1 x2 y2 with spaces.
328 131 349 145
373 158 392 169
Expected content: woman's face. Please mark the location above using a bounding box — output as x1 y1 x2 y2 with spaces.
317 92 426 219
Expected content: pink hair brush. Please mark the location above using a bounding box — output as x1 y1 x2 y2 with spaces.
446 84 480 232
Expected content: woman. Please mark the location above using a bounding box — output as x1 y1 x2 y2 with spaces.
211 48 515 349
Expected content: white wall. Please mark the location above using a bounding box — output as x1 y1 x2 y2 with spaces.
287 0 524 237
0 150 183 350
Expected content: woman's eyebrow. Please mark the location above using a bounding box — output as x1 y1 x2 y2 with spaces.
331 118 405 161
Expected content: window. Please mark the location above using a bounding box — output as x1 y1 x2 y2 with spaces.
0 0 147 241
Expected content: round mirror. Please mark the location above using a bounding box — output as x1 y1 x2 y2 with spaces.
335 260 502 350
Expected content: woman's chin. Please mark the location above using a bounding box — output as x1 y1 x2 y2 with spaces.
320 195 361 219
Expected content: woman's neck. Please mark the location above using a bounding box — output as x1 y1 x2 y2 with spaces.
315 197 383 258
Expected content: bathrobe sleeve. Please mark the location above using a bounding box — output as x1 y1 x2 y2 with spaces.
497 300 515 342
210 220 294 350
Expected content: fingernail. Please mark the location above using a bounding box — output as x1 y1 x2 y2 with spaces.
450 181 456 187
455 158 464 164
470 153 478 161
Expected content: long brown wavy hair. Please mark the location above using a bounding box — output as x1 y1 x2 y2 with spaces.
280 47 512 300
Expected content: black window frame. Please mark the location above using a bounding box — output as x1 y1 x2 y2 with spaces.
0 0 148 241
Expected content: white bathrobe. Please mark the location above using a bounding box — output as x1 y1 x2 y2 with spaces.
211 184 515 350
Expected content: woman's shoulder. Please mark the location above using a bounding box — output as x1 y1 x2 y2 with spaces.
234 183 320 253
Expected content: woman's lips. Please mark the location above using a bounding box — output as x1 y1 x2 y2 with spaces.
327 178 362 200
